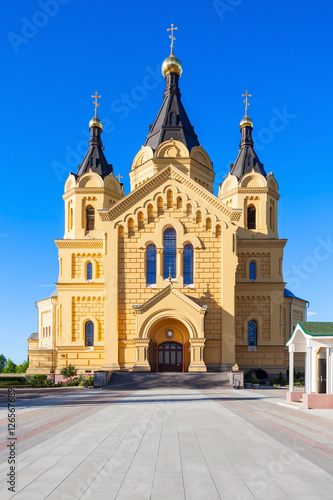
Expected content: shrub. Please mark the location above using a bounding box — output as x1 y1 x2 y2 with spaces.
83 376 94 387
270 372 287 386
27 375 48 387
0 381 25 386
251 377 259 384
294 381 304 387
60 364 77 382
0 376 27 384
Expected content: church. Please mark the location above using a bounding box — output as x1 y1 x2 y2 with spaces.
27 30 307 376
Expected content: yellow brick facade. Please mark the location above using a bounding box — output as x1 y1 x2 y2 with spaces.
27 57 307 377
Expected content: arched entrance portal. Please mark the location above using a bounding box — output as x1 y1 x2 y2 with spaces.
148 318 190 372
158 342 183 372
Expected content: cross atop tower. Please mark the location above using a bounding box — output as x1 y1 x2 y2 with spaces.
116 174 123 182
167 23 178 53
91 92 101 115
242 90 251 115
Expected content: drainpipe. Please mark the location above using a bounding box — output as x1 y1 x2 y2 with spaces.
289 297 293 338
305 301 309 321
51 297 55 374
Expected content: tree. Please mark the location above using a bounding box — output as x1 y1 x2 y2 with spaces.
3 359 17 373
16 360 29 373
60 364 77 382
0 354 7 372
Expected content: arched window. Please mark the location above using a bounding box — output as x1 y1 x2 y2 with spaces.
247 206 256 229
167 190 173 209
177 196 183 209
206 218 212 231
157 197 164 216
148 204 154 223
163 227 176 279
146 244 156 286
248 320 257 346
216 225 221 237
128 218 134 236
249 261 256 280
138 212 144 230
86 262 93 280
196 211 202 224
85 321 94 347
183 244 194 286
86 207 95 231
186 204 192 217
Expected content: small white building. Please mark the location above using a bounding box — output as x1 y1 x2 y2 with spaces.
287 322 333 408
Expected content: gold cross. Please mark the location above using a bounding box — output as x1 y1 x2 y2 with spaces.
116 174 123 182
167 23 178 52
91 92 101 115
242 90 251 115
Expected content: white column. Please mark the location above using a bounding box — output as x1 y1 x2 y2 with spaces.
330 347 333 394
306 346 312 394
326 347 330 395
289 346 294 392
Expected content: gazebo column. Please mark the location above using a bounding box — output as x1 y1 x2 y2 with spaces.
288 344 294 392
326 348 330 394
306 346 313 394
326 347 333 394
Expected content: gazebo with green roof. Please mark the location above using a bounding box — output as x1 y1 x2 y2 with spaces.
286 322 333 409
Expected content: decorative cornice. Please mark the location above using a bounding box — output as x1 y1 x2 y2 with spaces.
63 187 118 200
235 282 285 293
56 283 105 291
55 239 103 249
237 238 287 249
99 165 239 222
219 187 280 201
119 339 135 346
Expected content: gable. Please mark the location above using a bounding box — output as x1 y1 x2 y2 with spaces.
99 164 241 226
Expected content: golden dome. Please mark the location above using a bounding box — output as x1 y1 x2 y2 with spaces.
89 114 103 130
240 114 253 129
161 53 183 78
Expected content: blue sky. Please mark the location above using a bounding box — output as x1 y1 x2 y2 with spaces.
1 0 333 363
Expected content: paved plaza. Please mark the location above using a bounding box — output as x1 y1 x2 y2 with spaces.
1 385 333 499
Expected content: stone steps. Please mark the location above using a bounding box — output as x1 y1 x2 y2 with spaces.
107 371 232 390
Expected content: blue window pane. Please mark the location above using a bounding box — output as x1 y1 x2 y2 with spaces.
85 321 94 346
183 244 193 286
146 244 156 285
248 321 257 346
163 228 176 279
86 262 92 280
249 261 256 280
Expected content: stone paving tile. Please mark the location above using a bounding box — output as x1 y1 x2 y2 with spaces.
1 387 333 499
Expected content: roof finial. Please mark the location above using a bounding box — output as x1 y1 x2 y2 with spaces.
89 92 103 130
242 90 251 116
167 23 178 55
91 92 101 116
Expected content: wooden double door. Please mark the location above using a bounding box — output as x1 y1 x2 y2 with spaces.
158 342 183 372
